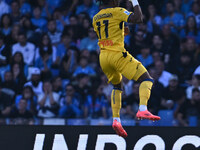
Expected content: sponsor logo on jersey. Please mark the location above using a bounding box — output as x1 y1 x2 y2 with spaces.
124 11 130 15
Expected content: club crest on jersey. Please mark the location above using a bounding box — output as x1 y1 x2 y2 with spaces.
124 11 130 15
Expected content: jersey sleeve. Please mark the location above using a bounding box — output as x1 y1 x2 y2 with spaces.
115 8 133 22
92 18 96 32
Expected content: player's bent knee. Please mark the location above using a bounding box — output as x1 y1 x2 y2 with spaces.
137 72 154 83
113 82 123 91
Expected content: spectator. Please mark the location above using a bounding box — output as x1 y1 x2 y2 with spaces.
46 0 64 10
148 67 164 113
76 0 99 19
80 27 98 51
0 0 10 19
174 93 188 127
187 88 200 116
180 16 200 44
181 0 193 15
187 2 200 28
35 34 56 79
10 1 21 23
36 0 52 19
99 73 113 102
52 8 66 32
163 1 185 32
186 75 200 100
75 74 91 102
59 84 83 118
176 88 200 126
0 34 11 66
182 37 197 55
89 51 99 72
37 80 59 118
9 24 20 45
151 34 169 64
0 84 12 118
15 86 37 115
63 15 85 41
52 76 62 95
82 16 92 37
18 0 31 16
173 0 182 13
11 63 26 94
12 32 36 66
10 99 33 118
60 46 77 79
36 33 57 64
47 19 62 45
161 75 184 110
56 34 75 61
0 14 12 36
176 52 194 84
161 24 180 65
31 6 47 31
1 71 17 94
84 85 108 118
20 16 37 42
122 77 134 98
155 60 172 87
135 22 153 46
122 83 140 118
146 4 162 33
129 30 145 57
73 56 96 77
10 52 28 77
136 45 153 68
24 67 43 96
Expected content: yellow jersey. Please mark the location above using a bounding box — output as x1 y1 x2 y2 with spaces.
93 7 133 52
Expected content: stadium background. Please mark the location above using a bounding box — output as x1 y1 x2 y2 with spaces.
0 0 200 128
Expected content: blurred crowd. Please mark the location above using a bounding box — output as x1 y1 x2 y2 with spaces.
0 0 200 126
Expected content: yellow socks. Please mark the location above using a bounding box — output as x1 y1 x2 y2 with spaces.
139 80 153 106
111 89 122 118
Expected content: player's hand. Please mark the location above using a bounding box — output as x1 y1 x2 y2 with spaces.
124 26 130 36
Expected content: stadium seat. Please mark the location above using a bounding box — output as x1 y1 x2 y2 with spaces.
188 116 198 127
158 110 174 126
90 119 112 126
67 119 88 125
121 119 136 126
43 118 65 125
139 119 159 126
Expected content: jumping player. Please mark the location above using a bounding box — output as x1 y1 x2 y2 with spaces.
93 0 161 138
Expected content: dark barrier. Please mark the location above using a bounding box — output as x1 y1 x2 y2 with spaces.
0 125 200 150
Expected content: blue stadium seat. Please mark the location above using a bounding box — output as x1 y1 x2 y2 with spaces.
158 110 174 126
139 119 159 126
90 119 112 126
189 116 198 127
67 119 88 125
121 119 136 126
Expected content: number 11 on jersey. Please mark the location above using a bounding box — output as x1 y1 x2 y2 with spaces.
96 20 109 39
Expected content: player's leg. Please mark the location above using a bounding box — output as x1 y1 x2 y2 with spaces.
99 51 127 137
119 52 160 121
132 65 160 121
111 82 123 122
111 81 127 138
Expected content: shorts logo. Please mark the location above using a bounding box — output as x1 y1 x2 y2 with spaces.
124 11 130 15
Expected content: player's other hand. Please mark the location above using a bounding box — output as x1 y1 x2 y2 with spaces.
124 26 130 36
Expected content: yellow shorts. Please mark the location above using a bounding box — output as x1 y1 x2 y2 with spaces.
99 50 147 85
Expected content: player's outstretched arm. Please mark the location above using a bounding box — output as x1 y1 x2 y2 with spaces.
128 0 143 24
